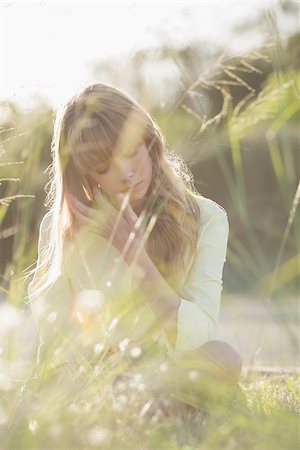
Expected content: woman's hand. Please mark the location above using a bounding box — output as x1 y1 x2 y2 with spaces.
67 188 145 265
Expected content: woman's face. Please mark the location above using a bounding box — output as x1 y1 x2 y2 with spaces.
88 141 153 211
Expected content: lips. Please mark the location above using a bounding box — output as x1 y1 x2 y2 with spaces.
120 181 143 193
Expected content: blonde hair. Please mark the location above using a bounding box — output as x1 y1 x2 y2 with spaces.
26 83 201 301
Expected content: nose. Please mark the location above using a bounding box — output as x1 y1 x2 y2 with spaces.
116 160 134 183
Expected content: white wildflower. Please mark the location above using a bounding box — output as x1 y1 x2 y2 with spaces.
159 362 168 373
28 418 39 434
188 370 199 381
47 311 57 323
130 346 142 359
118 338 129 352
78 365 86 374
75 289 104 313
87 426 110 446
129 373 143 390
93 342 104 354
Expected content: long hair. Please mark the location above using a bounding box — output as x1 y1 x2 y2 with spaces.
26 83 201 301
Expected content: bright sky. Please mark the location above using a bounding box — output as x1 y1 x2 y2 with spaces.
0 0 294 108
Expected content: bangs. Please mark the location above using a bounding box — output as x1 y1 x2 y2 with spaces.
70 109 149 175
70 114 121 174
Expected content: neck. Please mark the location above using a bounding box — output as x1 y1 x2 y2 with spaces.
107 192 146 216
130 198 146 216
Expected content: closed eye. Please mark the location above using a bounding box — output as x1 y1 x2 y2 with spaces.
97 146 141 173
127 149 138 158
124 147 140 159
98 165 110 175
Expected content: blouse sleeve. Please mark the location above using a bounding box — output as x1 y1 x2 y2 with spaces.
162 209 229 359
28 213 78 366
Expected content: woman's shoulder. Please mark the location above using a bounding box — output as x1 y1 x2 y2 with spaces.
192 192 228 226
190 193 229 262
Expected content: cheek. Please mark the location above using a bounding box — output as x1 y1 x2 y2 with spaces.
88 172 117 196
147 156 153 177
96 176 116 194
139 151 152 176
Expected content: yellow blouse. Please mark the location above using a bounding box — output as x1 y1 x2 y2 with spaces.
28 194 229 365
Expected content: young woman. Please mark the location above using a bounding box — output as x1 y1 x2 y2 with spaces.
27 82 243 412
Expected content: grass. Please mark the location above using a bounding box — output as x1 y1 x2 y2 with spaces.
0 16 299 450
0 351 299 450
0 295 298 449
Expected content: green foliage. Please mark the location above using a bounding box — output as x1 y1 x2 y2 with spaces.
1 43 299 301
0 350 299 450
0 22 299 450
0 101 53 302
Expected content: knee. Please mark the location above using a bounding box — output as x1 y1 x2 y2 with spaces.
198 340 242 385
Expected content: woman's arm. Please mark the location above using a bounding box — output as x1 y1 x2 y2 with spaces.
66 191 182 343
129 208 229 357
129 250 181 346
66 190 229 358
169 209 230 358
28 213 79 366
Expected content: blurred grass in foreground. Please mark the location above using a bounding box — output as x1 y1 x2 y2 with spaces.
0 25 299 450
0 349 299 449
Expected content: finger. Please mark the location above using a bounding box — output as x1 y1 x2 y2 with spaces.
69 201 93 226
68 193 108 230
92 186 118 215
117 193 138 227
125 201 138 224
69 200 110 236
67 194 99 220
